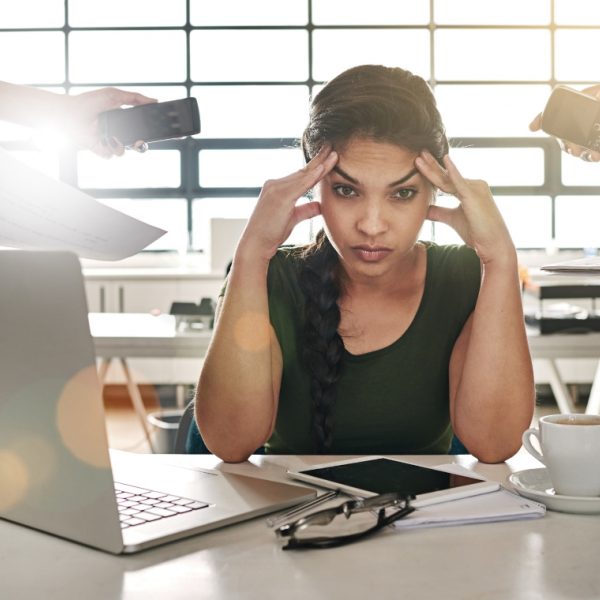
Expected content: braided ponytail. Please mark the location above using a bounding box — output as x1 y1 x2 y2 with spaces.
299 231 344 452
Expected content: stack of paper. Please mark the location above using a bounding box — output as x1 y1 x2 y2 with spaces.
394 464 545 530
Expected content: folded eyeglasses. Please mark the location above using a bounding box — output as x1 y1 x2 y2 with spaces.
272 491 415 550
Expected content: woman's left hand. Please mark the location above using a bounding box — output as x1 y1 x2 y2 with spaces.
415 151 514 265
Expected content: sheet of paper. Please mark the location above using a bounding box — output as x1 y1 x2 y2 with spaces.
0 148 166 260
393 464 545 530
541 256 600 274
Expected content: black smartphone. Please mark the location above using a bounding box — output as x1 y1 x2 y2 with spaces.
541 86 600 151
98 97 201 147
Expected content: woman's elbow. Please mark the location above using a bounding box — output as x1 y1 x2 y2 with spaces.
469 438 523 464
212 447 253 463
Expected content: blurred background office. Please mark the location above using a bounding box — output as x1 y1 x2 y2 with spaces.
2 0 599 449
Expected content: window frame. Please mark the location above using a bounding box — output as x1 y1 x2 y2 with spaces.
0 0 598 253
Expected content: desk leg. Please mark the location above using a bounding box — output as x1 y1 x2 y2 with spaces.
545 359 576 414
585 361 600 415
97 358 111 383
119 358 156 453
175 384 187 409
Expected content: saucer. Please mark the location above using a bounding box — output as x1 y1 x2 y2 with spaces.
508 468 600 514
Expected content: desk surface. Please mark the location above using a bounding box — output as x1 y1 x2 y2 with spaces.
90 312 212 358
527 327 600 359
2 451 599 600
90 312 600 361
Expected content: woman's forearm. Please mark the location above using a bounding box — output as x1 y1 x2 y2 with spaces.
453 253 535 462
195 250 279 462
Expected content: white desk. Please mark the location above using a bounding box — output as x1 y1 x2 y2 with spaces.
90 313 211 452
90 313 212 359
2 451 599 600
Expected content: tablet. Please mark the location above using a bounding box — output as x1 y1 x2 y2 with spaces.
287 457 499 507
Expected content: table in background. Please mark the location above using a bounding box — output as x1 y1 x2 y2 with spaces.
90 313 600 452
527 329 600 414
90 313 211 452
2 451 599 600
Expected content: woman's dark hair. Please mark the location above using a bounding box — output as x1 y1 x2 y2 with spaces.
298 65 448 452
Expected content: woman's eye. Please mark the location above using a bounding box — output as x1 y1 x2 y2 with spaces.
394 188 417 201
333 184 357 198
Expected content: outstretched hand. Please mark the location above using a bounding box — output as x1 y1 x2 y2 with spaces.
530 84 600 163
415 151 514 265
237 145 338 262
64 88 157 158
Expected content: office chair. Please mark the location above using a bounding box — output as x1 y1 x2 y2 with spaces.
173 399 203 453
448 435 469 455
175 399 468 455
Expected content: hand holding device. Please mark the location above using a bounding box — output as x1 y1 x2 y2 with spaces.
538 85 600 161
98 97 200 150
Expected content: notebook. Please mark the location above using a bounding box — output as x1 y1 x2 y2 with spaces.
0 250 315 554
541 255 600 273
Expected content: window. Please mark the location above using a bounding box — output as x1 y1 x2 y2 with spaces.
1 0 599 259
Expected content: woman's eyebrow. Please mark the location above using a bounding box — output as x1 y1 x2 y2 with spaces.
388 167 419 187
332 165 359 184
332 165 420 187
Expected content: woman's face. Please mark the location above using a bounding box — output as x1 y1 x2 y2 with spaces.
316 136 434 281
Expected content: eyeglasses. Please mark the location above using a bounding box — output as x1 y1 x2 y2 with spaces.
274 492 415 550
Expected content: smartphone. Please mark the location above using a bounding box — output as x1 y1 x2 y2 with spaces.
98 97 201 147
541 86 600 151
287 456 499 508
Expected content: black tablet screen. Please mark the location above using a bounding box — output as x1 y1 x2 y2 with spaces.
302 458 482 495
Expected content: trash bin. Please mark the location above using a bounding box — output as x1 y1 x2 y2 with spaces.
147 408 185 453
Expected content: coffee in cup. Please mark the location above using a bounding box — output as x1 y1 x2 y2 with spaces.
522 413 600 496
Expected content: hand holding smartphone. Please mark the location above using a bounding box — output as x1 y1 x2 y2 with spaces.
540 86 600 154
98 97 200 149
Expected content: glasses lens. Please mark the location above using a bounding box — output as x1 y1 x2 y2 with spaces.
276 494 414 549
294 510 379 541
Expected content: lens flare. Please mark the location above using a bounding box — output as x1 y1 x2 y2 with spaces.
56 366 110 469
0 451 29 512
233 311 271 352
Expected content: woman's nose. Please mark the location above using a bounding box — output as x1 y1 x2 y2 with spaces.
356 201 388 236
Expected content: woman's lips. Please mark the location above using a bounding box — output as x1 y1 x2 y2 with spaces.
351 245 392 262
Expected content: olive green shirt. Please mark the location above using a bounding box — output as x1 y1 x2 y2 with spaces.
263 242 481 455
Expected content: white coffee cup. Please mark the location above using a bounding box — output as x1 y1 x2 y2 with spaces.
522 413 600 497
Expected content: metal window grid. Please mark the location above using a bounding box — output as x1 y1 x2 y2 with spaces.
0 0 598 251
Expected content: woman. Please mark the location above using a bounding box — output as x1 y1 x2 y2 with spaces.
196 65 535 463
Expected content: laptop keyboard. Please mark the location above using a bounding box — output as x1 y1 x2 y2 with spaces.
115 482 209 529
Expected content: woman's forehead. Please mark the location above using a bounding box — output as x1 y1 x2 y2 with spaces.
334 138 418 177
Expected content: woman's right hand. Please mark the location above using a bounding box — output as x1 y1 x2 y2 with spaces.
236 145 338 262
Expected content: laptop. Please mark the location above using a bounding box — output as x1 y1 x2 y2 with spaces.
0 250 315 554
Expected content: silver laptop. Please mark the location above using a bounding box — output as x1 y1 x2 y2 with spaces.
0 250 314 554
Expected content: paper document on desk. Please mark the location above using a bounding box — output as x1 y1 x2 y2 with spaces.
394 465 545 530
0 148 166 260
541 256 600 273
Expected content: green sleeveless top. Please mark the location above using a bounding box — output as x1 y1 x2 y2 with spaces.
263 242 481 455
